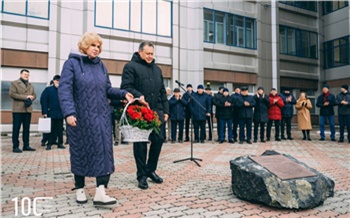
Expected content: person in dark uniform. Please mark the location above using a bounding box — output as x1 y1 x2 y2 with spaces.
231 87 241 142
121 41 169 190
216 88 234 143
280 88 296 140
213 87 224 141
168 88 187 143
253 86 269 143
205 87 213 141
184 84 193 142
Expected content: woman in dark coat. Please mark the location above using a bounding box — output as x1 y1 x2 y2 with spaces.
253 87 269 143
58 32 133 205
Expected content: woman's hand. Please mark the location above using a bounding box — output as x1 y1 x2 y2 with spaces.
125 92 134 102
66 115 77 127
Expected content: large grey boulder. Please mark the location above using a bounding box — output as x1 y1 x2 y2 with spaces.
230 150 335 209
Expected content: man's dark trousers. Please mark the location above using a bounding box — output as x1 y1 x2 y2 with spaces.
48 118 63 145
12 112 31 149
205 114 213 140
239 118 252 141
193 120 206 141
133 123 165 181
281 117 292 138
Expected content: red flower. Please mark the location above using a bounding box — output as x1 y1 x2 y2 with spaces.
144 113 155 122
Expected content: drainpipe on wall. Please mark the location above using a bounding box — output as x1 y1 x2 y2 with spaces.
271 0 278 89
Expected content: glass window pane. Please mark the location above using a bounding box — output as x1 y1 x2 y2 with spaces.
339 43 348 64
246 19 254 48
203 9 214 43
216 12 225 44
95 0 113 27
302 31 309 58
27 0 49 18
236 16 244 47
287 28 296 55
334 46 340 65
279 26 287 53
3 0 26 15
296 30 302 56
157 0 171 36
324 47 332 68
227 15 234 45
130 0 141 32
309 32 317 58
114 1 129 30
142 1 156 34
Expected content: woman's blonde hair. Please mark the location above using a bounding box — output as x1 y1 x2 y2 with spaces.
78 32 103 54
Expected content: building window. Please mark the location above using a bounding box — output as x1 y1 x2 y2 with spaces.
279 25 318 59
203 8 257 50
324 36 350 69
94 0 172 37
279 1 317 12
1 0 50 20
323 1 348 15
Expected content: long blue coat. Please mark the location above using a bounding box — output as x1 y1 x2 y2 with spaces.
58 51 127 177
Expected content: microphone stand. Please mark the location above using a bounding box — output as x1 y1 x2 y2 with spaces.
173 82 205 167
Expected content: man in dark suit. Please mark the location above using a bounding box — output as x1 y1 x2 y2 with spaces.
121 41 169 190
9 69 37 153
184 84 193 141
41 75 66 150
205 87 213 141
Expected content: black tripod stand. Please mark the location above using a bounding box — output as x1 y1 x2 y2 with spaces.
173 82 205 167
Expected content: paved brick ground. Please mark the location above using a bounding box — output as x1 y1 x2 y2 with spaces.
1 130 349 218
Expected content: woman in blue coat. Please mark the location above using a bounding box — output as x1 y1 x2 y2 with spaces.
58 32 133 205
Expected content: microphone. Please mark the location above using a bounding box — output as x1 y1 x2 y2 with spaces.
175 80 185 86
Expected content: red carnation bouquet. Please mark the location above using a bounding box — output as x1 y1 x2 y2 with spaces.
114 101 162 134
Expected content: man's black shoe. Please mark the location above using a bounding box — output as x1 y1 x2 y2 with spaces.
266 138 270 141
114 141 119 146
57 144 66 149
23 146 36 151
261 139 266 143
200 140 205 143
121 141 128 145
171 140 175 144
219 140 224 144
138 176 148 189
229 140 234 143
287 137 293 140
185 139 190 142
178 140 183 143
253 139 257 143
194 140 199 143
275 138 281 141
331 138 336 142
319 138 325 141
13 148 22 153
247 140 252 144
338 139 344 143
46 145 51 150
41 142 46 147
65 141 69 145
147 172 163 184
239 141 243 144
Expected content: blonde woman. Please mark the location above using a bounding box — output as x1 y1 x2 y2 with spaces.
295 92 312 141
58 32 133 205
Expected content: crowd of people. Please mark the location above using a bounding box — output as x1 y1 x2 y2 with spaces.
8 32 350 206
167 84 350 144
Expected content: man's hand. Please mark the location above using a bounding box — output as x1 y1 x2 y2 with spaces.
66 115 77 127
324 102 329 106
244 101 250 106
138 95 149 107
27 95 34 100
273 99 278 104
206 113 211 117
164 114 169 121
43 114 47 118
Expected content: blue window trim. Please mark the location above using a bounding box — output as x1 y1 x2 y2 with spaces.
279 25 318 59
322 1 349 15
1 0 50 20
323 35 350 69
203 7 257 50
94 0 172 38
279 1 318 12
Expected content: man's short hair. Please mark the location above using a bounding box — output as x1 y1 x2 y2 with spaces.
20 69 29 74
139 41 155 51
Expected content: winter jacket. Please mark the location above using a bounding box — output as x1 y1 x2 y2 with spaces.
9 78 37 113
169 95 187 121
336 91 350 115
268 94 285 121
213 92 223 119
215 94 234 120
231 93 241 119
280 92 296 118
316 92 336 116
183 91 193 119
58 50 127 177
235 94 256 119
190 92 211 121
41 86 63 119
295 98 312 130
121 52 169 121
253 93 270 123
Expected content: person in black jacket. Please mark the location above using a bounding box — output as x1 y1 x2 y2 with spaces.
280 88 296 140
335 84 350 143
205 87 213 141
213 87 224 141
41 75 65 150
231 87 241 142
121 41 169 190
316 84 336 141
168 88 187 143
40 80 54 147
184 84 193 142
253 86 269 143
236 87 256 144
191 84 211 143
216 88 234 143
